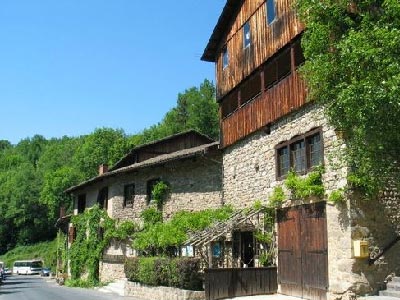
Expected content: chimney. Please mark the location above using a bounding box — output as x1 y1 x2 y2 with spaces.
99 163 109 175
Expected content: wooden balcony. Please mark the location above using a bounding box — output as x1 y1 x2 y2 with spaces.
221 71 307 148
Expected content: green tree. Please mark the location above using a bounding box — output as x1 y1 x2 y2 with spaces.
138 79 219 143
73 128 131 178
296 0 400 196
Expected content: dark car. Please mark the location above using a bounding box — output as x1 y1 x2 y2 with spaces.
40 267 51 277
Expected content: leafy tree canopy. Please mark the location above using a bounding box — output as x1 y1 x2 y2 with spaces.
297 0 400 196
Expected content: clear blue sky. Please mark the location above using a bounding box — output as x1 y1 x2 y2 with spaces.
0 1 226 144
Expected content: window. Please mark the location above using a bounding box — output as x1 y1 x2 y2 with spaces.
308 133 323 167
266 0 277 25
146 178 161 204
291 140 306 173
97 187 108 210
264 47 291 89
293 39 305 67
77 194 86 214
124 184 135 208
276 48 291 80
222 47 229 69
277 147 290 177
240 73 261 105
276 129 323 178
221 91 238 118
243 22 251 48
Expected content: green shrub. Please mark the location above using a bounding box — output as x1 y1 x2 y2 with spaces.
285 168 325 199
174 258 202 290
138 257 158 286
269 186 285 207
124 257 203 290
328 189 345 204
124 257 140 282
65 278 101 288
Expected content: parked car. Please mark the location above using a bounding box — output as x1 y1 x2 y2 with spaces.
4 268 11 276
40 267 51 277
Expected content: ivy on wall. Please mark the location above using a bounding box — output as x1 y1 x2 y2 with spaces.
68 205 136 285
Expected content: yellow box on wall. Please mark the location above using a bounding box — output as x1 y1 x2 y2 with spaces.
353 240 369 258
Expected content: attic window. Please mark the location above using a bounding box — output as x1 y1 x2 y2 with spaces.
266 0 276 25
243 22 251 49
222 47 229 69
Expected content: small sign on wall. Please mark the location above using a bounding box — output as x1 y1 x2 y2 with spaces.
181 245 194 257
212 242 221 257
353 240 369 258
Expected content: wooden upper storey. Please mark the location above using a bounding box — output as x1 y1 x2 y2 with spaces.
202 0 303 99
111 130 215 170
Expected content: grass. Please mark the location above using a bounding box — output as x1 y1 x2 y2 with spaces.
0 239 58 270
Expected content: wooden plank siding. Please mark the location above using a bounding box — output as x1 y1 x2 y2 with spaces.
204 267 278 300
220 70 306 148
216 0 304 99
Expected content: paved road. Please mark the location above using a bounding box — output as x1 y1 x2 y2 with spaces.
0 275 140 300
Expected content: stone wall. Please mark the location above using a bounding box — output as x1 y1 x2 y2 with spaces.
222 103 400 299
222 104 347 209
222 104 371 300
125 281 205 300
110 154 223 222
99 261 125 283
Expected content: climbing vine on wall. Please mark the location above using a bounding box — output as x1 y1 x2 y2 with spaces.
151 181 170 209
68 205 136 284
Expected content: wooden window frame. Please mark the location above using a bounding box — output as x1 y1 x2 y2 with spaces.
275 128 324 180
123 183 135 208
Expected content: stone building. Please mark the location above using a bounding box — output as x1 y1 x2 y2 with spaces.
201 1 400 300
65 130 223 282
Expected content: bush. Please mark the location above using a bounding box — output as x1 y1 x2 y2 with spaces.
137 257 158 286
174 258 203 290
124 257 140 282
124 257 203 290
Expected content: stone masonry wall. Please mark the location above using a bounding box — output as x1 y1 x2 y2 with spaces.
222 104 384 300
222 104 347 208
125 281 205 300
99 262 125 283
110 154 223 222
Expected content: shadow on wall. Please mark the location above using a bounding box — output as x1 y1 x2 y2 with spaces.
350 192 400 295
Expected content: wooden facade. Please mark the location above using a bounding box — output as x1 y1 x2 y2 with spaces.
213 0 303 98
220 58 306 148
111 130 215 170
202 0 306 148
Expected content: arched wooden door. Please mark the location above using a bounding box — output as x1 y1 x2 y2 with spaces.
277 202 328 300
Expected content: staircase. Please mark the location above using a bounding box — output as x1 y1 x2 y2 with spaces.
98 278 127 296
380 277 400 298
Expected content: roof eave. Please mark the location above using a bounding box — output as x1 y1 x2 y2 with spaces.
201 0 244 62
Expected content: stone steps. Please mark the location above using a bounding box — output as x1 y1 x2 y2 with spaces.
98 279 127 296
378 277 400 299
380 291 400 298
387 281 400 292
363 277 400 300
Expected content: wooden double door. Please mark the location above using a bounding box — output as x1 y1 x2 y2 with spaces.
277 202 328 300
